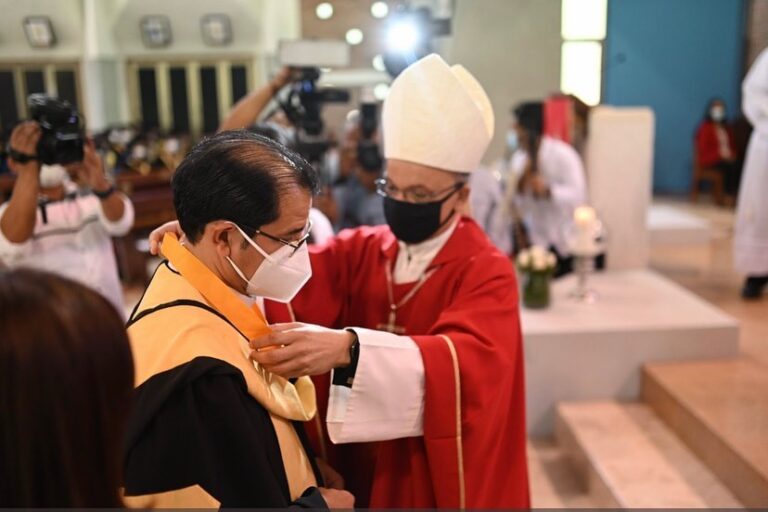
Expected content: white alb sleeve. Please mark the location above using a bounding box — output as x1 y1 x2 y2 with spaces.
327 327 425 443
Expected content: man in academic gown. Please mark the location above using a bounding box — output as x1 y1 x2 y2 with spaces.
123 131 353 508
252 54 530 508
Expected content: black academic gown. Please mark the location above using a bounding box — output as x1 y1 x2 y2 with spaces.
123 264 325 508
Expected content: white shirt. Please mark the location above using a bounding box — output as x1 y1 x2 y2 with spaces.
327 217 458 443
469 164 512 254
510 136 588 255
0 183 134 314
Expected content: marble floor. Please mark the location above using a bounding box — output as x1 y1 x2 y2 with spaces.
649 197 768 363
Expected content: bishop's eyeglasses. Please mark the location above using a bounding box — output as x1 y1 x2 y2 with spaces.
375 178 465 204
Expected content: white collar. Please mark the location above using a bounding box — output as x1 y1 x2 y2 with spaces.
394 216 459 284
399 216 458 262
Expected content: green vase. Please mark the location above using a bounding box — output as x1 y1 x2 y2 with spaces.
523 271 551 309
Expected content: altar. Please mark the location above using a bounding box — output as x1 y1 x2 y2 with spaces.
521 269 739 436
647 204 712 246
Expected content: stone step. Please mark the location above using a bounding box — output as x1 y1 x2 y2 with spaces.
643 358 768 507
527 439 597 508
555 400 742 508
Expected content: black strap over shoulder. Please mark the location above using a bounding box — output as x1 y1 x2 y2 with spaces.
127 299 248 341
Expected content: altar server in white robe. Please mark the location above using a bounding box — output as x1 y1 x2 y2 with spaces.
736 47 768 299
507 102 587 273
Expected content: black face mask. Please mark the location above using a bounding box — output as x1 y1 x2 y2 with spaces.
383 187 461 244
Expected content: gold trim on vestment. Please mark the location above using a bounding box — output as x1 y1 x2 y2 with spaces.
438 334 466 510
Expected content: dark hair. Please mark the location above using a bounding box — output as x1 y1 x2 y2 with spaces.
172 129 319 242
703 97 726 123
513 101 544 171
513 102 544 135
248 122 296 151
0 269 134 507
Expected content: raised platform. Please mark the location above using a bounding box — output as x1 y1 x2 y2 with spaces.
521 269 739 436
647 204 712 246
643 359 768 507
554 401 741 508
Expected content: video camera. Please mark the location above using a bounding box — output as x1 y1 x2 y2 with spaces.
277 40 351 178
27 94 84 165
280 66 350 164
357 102 383 172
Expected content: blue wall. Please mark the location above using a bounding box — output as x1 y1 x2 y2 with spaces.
604 0 746 194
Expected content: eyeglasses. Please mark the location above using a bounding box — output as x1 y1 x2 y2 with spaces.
249 219 314 257
375 178 465 204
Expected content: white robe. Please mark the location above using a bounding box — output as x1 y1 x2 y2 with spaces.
509 136 587 255
469 164 512 255
735 48 768 275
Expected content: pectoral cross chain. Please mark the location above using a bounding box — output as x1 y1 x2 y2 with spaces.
377 305 407 334
376 263 440 335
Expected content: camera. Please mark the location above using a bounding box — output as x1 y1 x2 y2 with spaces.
280 67 350 166
277 40 352 181
357 103 383 172
28 94 84 165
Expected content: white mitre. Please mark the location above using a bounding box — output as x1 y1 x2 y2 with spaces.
382 53 494 173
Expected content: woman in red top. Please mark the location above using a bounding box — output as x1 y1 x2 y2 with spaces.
695 98 742 196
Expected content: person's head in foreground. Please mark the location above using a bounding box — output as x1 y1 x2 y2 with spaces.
172 130 319 302
378 53 495 244
0 269 134 507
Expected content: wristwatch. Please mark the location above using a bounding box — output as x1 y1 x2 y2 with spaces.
332 329 360 388
93 185 116 199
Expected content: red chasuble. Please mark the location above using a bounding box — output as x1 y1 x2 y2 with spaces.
265 217 529 509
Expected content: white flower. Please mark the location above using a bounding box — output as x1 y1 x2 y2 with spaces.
530 245 548 259
546 253 557 269
532 253 548 271
517 250 531 268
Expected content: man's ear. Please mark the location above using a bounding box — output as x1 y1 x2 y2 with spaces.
208 221 236 258
458 184 471 202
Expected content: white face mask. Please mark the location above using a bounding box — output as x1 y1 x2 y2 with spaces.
226 223 312 303
506 130 519 152
711 106 726 122
39 164 68 188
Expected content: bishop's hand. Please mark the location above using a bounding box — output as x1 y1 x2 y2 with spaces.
148 220 184 256
249 322 355 379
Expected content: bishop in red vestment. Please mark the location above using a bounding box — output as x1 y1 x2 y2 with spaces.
255 54 530 509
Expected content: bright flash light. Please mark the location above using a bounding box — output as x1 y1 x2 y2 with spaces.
372 54 386 72
346 28 364 45
316 2 334 20
371 2 389 19
386 20 420 53
374 83 390 101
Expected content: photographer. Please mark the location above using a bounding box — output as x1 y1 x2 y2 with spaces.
218 67 336 244
0 117 134 313
331 109 386 230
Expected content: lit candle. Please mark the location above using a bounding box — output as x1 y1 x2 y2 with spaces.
574 205 597 227
573 205 598 255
